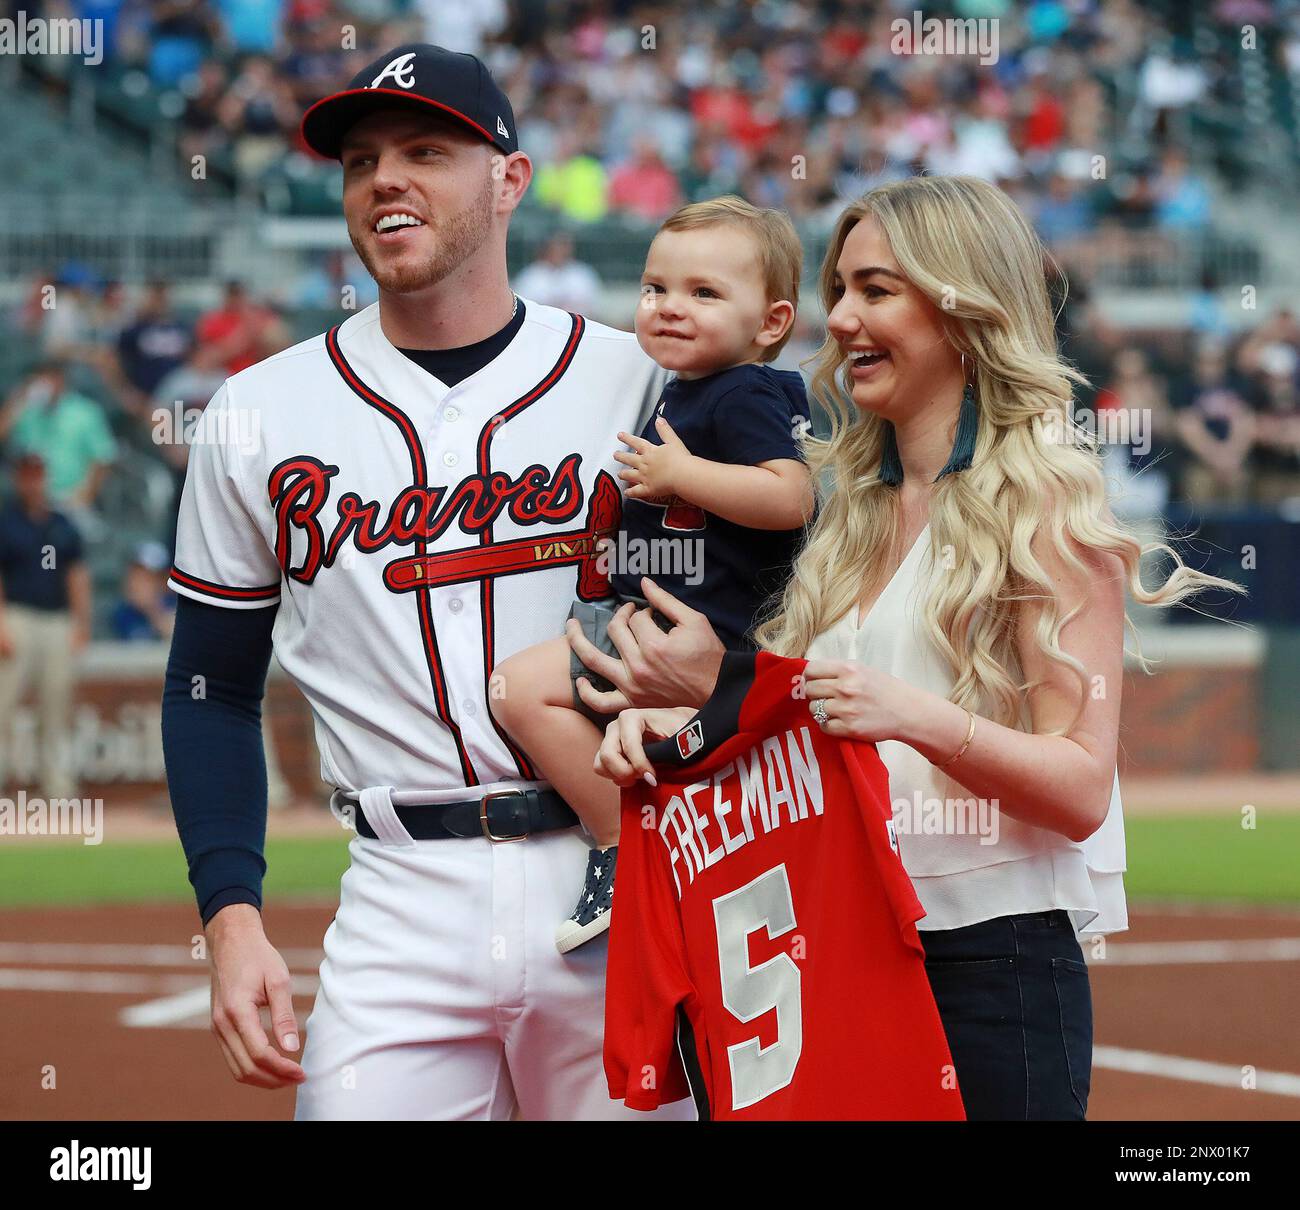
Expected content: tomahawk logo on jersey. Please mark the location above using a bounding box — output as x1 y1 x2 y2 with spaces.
604 650 965 1120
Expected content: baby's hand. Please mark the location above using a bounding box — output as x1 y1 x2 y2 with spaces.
615 417 694 502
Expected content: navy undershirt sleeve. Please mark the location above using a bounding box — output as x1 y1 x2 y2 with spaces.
161 594 278 925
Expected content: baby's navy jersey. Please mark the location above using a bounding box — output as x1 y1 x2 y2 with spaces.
609 363 808 649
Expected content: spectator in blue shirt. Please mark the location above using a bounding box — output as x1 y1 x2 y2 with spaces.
148 1 217 88
110 541 177 641
117 282 195 411
1034 172 1094 250
214 0 284 55
1154 148 1211 233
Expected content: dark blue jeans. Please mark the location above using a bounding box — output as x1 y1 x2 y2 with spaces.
920 910 1093 1121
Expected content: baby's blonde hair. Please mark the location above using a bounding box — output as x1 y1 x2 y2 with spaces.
658 195 802 361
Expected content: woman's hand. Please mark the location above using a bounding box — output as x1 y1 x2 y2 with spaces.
799 659 914 743
594 706 699 787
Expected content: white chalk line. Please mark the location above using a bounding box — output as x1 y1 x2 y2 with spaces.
117 984 211 1027
1091 937 1300 965
2 933 1296 1086
0 940 324 968
0 968 201 994
1094 1047 1300 1099
0 957 319 1030
9 937 1298 972
0 942 324 1028
117 974 320 1028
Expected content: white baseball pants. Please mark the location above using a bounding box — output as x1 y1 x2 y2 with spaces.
294 791 695 1121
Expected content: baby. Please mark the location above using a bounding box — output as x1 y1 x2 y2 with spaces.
491 196 814 951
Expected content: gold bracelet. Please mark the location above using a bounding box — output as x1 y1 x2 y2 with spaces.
937 709 976 769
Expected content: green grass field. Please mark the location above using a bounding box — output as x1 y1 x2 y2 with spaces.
0 834 351 909
0 813 1297 909
1121 813 1300 903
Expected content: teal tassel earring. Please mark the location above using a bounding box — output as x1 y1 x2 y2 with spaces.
933 381 979 481
879 422 903 486
875 352 979 486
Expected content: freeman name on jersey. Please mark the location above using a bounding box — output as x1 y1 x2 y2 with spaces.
648 725 824 897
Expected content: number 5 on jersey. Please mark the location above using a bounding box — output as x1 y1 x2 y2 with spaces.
713 864 803 1111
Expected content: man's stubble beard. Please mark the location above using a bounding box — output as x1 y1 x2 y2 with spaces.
350 172 496 295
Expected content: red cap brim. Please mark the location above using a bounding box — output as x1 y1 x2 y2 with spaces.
300 87 499 160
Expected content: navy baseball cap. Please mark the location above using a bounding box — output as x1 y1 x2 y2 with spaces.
301 43 518 160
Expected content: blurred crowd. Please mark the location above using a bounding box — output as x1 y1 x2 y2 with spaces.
0 271 287 646
25 0 1295 241
1 251 1297 631
1063 301 1300 516
0 263 295 794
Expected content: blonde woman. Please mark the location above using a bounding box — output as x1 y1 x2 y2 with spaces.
571 175 1240 1121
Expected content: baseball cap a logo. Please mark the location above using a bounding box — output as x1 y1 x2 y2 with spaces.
370 52 417 90
302 42 518 161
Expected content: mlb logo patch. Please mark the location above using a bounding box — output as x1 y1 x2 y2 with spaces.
676 720 704 759
886 818 899 855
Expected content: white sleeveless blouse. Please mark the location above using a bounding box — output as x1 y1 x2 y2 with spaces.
805 524 1128 936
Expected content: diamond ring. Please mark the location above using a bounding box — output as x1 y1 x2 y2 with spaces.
810 698 829 726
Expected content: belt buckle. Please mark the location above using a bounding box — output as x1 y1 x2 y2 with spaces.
480 789 528 842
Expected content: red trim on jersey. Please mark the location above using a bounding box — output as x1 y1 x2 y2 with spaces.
324 323 479 788
475 312 587 780
169 566 280 602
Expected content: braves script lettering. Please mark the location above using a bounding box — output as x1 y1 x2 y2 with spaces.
268 452 586 583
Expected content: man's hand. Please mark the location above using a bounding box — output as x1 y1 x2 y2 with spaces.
206 903 305 1089
614 419 694 501
566 577 725 713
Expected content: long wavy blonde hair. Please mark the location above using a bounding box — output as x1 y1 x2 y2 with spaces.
755 175 1243 732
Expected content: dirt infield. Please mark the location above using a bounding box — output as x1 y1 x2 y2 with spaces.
0 900 1296 1121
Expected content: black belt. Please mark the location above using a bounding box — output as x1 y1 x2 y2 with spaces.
351 788 578 842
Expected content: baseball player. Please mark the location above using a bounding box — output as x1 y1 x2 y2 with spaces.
162 43 693 1120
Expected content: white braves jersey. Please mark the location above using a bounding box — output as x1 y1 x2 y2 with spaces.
169 300 664 795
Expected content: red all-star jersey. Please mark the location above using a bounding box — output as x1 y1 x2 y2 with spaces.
604 651 965 1120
